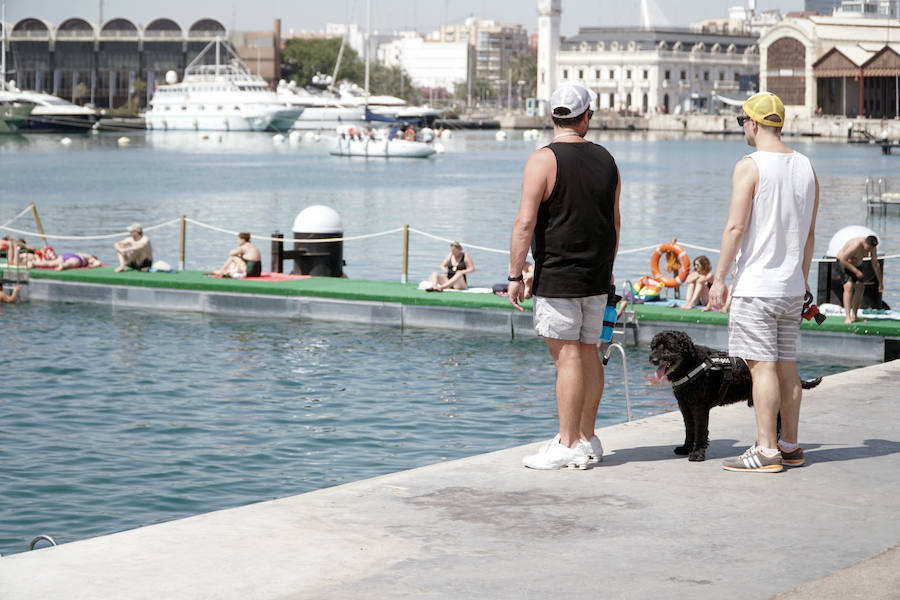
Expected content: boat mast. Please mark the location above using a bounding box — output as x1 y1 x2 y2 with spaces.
364 0 371 107
1 3 6 91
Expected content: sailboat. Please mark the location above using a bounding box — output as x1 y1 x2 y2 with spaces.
329 0 438 158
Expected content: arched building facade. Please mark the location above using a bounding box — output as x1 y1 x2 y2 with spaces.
759 15 900 118
1 16 227 108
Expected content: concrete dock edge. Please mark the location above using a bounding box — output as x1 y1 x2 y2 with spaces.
1 360 898 599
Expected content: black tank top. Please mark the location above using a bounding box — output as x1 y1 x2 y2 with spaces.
531 142 618 298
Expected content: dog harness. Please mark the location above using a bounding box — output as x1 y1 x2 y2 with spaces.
669 354 741 403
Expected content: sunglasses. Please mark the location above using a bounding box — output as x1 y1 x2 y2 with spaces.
587 110 594 120
736 115 750 127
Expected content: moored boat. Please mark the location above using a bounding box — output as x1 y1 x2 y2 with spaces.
145 38 302 133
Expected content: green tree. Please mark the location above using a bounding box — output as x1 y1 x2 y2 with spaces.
281 38 364 87
508 53 537 98
369 63 422 104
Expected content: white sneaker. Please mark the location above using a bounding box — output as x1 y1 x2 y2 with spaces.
581 435 603 464
523 434 590 470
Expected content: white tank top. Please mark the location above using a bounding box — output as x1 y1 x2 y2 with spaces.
731 150 816 298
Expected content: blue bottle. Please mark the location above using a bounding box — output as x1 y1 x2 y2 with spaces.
600 285 617 343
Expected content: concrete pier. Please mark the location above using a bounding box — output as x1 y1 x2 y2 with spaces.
1 360 898 599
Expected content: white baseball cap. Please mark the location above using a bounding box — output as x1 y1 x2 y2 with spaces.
550 83 596 118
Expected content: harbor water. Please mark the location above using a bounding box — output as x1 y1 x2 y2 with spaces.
0 130 896 555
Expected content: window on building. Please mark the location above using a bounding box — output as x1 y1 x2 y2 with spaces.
643 70 648 79
563 69 569 79
719 71 725 81
703 71 709 81
626 70 632 79
595 69 601 79
578 69 584 79
626 93 632 107
664 70 670 80
680 70 686 80
610 69 616 80
609 93 614 107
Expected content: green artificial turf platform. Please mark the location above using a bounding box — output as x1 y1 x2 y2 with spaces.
26 267 531 311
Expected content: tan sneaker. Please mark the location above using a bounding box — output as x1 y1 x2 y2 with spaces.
722 445 783 473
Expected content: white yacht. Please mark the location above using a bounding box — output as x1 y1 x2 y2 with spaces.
0 87 98 133
145 39 302 133
277 74 441 131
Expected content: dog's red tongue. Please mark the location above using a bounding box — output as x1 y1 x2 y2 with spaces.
654 366 667 382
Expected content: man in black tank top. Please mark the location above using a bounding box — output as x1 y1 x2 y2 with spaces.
507 83 621 470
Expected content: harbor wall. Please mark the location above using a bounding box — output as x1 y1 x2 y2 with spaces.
18 276 896 363
495 112 900 141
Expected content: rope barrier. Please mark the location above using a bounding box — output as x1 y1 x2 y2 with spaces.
4 210 900 266
0 205 35 230
0 218 182 241
184 218 404 243
407 227 510 255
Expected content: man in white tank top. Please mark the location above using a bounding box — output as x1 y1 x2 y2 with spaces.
708 92 819 473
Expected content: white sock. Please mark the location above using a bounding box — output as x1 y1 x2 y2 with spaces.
758 445 779 457
779 440 799 452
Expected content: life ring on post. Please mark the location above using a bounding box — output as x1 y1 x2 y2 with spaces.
650 241 691 288
404 128 416 142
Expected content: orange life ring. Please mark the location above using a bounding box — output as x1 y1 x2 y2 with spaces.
650 242 690 288
404 128 416 142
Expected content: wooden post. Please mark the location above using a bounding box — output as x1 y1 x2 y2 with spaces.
401 224 409 283
179 215 186 271
29 203 47 246
271 232 284 274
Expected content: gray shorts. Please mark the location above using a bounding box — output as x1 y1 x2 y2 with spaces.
728 296 804 362
533 294 608 343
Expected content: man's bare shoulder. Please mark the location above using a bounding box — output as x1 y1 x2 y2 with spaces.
525 146 555 168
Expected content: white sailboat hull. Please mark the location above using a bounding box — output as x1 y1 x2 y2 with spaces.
331 137 436 158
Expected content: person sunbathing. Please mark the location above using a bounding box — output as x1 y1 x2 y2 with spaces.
209 232 262 278
39 252 102 271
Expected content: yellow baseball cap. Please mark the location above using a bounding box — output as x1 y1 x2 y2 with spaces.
742 92 785 127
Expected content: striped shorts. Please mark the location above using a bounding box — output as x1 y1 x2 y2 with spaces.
728 296 804 362
533 294 608 343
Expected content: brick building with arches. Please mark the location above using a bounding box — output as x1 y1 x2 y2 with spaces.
759 15 900 118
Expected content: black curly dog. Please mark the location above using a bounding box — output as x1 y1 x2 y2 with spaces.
649 330 821 462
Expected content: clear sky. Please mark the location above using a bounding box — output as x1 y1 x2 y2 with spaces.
3 0 804 35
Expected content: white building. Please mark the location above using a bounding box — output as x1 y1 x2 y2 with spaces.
554 29 759 114
759 14 900 118
537 1 760 114
378 35 469 92
832 0 899 18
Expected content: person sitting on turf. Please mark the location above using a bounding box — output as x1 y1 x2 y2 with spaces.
211 232 262 278
114 223 153 273
428 241 475 291
681 255 714 310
